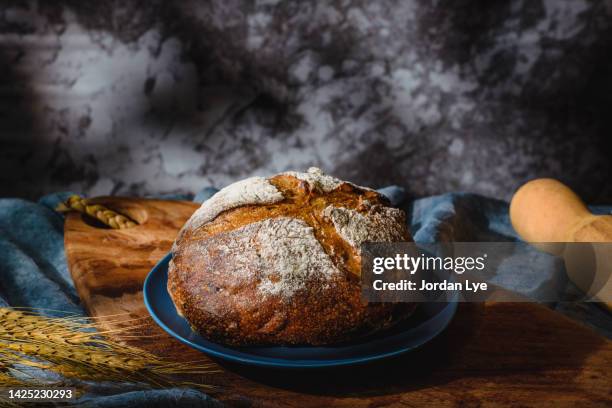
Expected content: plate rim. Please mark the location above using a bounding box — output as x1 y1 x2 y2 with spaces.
144 252 458 368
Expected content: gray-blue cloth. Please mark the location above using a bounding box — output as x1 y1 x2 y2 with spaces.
76 389 220 408
0 191 221 407
0 186 610 406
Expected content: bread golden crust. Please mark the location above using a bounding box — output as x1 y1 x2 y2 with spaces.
168 169 415 346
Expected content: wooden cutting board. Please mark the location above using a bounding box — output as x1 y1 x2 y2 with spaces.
64 196 612 407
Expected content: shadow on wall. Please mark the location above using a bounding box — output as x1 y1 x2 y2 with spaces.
1 0 611 202
0 28 43 198
419 0 612 196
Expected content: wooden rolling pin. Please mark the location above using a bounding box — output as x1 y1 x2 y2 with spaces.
510 178 612 310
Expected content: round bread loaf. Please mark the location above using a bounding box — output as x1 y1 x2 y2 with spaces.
168 168 415 346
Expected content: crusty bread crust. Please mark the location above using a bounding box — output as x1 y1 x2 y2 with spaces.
168 168 415 346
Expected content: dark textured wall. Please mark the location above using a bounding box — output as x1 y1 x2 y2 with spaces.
1 0 611 202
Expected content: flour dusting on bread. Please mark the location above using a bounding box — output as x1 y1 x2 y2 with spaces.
202 217 340 298
323 204 408 251
185 176 284 230
255 217 339 297
282 167 344 193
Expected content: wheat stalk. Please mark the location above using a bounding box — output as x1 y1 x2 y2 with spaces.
56 195 137 229
0 308 216 397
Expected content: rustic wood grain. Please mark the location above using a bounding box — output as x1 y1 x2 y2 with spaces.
64 197 612 407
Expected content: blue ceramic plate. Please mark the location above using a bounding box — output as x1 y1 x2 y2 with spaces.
144 253 457 368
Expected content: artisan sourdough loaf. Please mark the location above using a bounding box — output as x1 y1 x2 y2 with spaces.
168 168 415 346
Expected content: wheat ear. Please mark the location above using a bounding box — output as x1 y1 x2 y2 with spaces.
0 308 215 392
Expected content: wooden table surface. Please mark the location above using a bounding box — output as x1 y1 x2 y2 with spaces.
64 197 612 407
